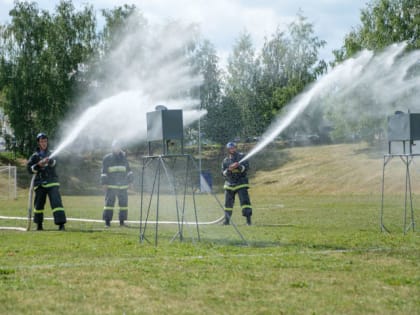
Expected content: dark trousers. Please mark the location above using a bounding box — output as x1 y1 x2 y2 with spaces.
224 187 252 217
102 188 128 222
33 185 67 225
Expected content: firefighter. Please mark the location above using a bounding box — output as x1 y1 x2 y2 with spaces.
101 140 133 227
27 133 67 231
221 142 252 225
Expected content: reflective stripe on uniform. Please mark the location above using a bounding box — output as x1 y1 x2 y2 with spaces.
108 166 127 173
34 182 60 190
108 185 129 189
52 207 65 213
241 204 252 209
34 209 44 214
41 182 60 188
223 184 250 191
119 207 128 211
103 206 114 210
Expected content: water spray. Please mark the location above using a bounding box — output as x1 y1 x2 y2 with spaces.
50 104 103 158
239 52 369 163
19 18 208 234
50 18 206 158
240 42 419 163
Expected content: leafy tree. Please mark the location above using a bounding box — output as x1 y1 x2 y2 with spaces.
0 0 98 154
190 40 223 143
40 1 98 135
0 1 48 152
78 4 146 104
207 94 243 145
100 4 140 53
257 12 326 137
330 0 419 143
216 13 327 142
224 31 260 139
96 5 200 101
285 13 327 83
334 0 419 61
194 40 222 110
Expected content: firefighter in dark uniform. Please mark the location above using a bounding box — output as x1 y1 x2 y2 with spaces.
101 140 133 227
221 142 252 225
27 133 67 231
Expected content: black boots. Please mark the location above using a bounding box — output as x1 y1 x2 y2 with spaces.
246 216 252 226
223 211 252 225
36 223 66 230
223 211 232 225
223 217 252 225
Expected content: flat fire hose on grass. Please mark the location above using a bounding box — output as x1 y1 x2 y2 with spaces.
4 173 226 229
26 174 36 231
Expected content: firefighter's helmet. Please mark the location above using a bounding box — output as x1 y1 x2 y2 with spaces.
36 133 48 142
111 140 121 150
226 142 236 149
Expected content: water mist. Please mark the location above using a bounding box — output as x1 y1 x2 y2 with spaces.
51 19 205 158
241 43 420 163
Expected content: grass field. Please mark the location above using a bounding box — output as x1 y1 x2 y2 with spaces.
1 143 419 314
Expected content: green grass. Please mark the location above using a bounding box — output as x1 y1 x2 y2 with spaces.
1 193 419 315
1 143 420 314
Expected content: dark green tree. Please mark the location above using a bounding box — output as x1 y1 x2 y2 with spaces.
256 12 326 138
330 0 419 143
224 31 260 139
207 94 243 145
190 40 223 143
333 0 419 61
0 1 49 152
0 0 98 154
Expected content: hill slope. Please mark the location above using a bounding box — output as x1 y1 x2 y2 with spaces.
2 142 419 196
251 142 420 195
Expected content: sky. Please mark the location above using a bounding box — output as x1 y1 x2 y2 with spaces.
0 0 369 65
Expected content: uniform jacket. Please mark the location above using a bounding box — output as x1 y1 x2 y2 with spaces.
101 151 133 188
27 148 59 186
221 151 250 188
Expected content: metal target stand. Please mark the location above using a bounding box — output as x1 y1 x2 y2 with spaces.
380 152 416 234
139 107 248 246
139 154 200 245
381 112 418 234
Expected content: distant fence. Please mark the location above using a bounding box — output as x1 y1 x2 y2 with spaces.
0 165 17 199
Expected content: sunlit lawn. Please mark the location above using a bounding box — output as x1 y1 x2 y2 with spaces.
1 192 419 315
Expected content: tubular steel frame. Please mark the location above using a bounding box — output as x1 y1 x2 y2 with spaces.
139 154 248 246
380 152 417 234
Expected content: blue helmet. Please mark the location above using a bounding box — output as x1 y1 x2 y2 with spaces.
226 142 236 149
36 132 48 141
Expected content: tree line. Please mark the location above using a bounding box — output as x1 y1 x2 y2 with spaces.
0 0 418 155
